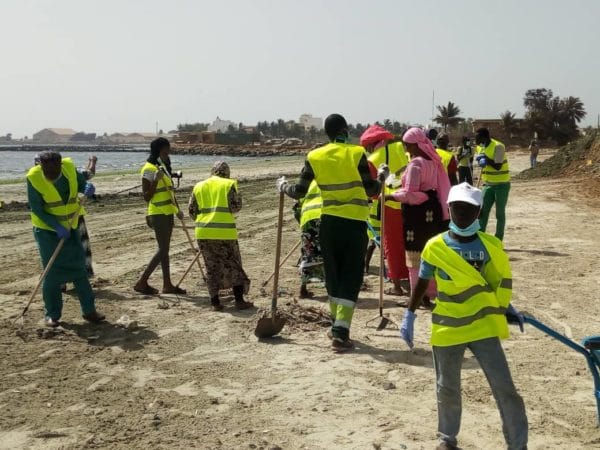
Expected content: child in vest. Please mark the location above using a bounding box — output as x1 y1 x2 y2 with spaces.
400 182 528 450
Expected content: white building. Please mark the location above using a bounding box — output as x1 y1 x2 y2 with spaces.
207 116 236 133
298 114 323 130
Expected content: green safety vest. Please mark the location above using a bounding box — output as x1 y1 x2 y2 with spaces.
436 148 455 174
141 162 179 216
193 175 238 240
422 232 512 347
307 142 370 222
476 139 510 184
300 180 322 228
27 157 81 231
368 141 408 210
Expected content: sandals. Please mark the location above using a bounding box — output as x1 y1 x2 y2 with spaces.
162 286 187 295
134 284 159 295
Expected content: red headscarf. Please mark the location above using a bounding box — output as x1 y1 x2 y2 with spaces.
402 127 450 220
360 125 394 148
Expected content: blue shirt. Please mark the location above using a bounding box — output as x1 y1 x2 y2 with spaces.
419 232 490 280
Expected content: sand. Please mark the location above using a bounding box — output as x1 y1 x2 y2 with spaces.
0 150 599 449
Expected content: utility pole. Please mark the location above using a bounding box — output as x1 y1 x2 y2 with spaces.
431 89 435 127
155 121 159 135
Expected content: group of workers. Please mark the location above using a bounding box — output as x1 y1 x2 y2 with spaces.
27 112 522 449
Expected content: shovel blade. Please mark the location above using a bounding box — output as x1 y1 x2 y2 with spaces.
254 316 286 338
376 316 391 331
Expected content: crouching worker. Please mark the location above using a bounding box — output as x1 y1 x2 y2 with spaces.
400 182 528 450
27 151 104 327
189 161 252 311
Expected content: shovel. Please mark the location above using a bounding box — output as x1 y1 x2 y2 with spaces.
255 191 286 338
366 182 397 331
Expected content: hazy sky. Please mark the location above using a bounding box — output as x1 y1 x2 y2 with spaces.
2 0 599 137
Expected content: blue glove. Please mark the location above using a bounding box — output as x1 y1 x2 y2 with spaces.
84 182 95 198
506 304 524 332
55 225 71 240
476 155 487 168
400 310 416 349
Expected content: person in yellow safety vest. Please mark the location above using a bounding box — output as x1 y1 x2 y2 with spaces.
436 133 459 186
361 125 410 296
293 180 325 298
277 113 382 353
26 151 104 327
189 161 252 311
400 182 528 450
134 138 187 296
474 127 511 241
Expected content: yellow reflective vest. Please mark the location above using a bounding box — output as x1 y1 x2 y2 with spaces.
368 141 408 210
476 139 510 184
193 175 238 240
141 162 179 216
307 142 370 221
300 181 322 228
436 148 455 174
27 157 81 231
421 232 512 347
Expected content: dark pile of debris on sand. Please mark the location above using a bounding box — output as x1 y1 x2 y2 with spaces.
518 130 600 180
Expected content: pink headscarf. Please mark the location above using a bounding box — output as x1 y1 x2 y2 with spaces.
402 127 450 220
360 125 394 148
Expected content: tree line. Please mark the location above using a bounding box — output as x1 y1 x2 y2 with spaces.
177 87 587 145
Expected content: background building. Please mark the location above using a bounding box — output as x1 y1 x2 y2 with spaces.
33 128 76 143
298 114 323 130
207 117 236 133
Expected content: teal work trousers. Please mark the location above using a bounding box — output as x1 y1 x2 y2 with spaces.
479 183 511 241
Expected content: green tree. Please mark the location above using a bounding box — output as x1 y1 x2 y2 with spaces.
177 122 209 132
500 110 519 135
434 101 463 131
383 119 393 130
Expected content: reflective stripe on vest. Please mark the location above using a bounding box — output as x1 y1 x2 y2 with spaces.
436 149 454 174
476 139 510 184
368 142 408 210
27 157 81 231
300 181 322 228
141 162 179 216
421 232 512 347
308 142 370 221
193 176 238 240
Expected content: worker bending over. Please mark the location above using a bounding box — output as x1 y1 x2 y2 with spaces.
400 182 528 450
278 113 381 352
189 161 252 311
27 151 104 327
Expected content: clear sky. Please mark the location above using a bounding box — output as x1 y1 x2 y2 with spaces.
2 0 599 138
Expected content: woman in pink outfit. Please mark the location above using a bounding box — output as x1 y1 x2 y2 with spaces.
386 127 450 306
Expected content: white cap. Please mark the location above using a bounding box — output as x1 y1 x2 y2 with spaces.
447 182 482 207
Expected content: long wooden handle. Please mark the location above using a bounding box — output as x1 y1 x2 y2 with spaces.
379 182 386 313
176 251 201 287
170 188 207 282
271 192 285 314
261 240 301 287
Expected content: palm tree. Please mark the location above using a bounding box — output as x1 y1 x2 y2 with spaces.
383 119 393 130
560 96 586 124
434 101 463 131
500 110 519 135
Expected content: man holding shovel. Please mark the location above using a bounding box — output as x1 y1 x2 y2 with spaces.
26 151 104 327
278 113 382 352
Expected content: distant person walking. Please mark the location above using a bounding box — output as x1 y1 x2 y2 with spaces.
189 161 252 311
456 136 474 185
387 127 451 307
134 137 186 295
475 128 511 241
528 139 539 168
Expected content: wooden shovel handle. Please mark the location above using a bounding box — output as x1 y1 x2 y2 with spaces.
271 192 285 314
